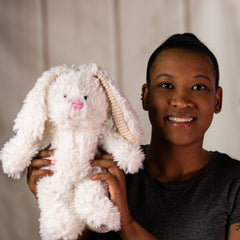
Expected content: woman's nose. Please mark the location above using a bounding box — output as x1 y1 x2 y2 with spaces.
170 90 193 108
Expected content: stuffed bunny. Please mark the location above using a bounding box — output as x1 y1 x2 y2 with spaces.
0 63 144 240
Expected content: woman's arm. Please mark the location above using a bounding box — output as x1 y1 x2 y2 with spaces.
91 154 158 240
228 223 240 240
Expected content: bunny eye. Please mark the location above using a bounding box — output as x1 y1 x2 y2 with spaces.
63 94 67 98
84 96 88 101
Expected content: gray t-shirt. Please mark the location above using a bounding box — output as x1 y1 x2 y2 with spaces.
95 150 240 240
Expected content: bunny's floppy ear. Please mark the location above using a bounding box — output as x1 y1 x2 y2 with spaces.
14 65 69 141
91 64 142 146
0 65 70 179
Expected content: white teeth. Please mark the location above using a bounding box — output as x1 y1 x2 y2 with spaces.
168 117 193 123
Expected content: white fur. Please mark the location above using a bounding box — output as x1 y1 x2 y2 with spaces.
0 63 144 240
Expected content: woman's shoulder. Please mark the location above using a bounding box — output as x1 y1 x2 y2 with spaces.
211 151 240 180
213 151 240 167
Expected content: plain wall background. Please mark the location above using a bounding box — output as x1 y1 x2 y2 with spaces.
0 0 240 239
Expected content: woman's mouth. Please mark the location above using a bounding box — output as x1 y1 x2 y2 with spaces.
168 116 194 123
167 115 196 127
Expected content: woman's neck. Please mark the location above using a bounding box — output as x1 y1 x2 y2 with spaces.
146 138 213 184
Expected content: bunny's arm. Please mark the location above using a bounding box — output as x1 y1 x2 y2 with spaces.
1 133 50 179
98 126 144 174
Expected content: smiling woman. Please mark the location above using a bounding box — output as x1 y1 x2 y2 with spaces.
142 48 222 147
27 33 240 240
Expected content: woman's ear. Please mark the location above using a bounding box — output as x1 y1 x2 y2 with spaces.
142 83 149 111
214 86 223 114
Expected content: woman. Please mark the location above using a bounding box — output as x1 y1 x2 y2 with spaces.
28 33 240 240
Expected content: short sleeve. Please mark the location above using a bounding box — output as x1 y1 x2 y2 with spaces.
229 180 240 225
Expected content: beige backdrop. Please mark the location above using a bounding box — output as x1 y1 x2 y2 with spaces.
1 0 240 239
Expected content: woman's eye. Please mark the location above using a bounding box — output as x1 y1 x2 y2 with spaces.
160 82 174 89
192 84 206 91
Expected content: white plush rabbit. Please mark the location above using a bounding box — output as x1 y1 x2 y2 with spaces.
0 63 144 240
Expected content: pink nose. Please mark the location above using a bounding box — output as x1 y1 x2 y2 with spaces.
71 101 83 110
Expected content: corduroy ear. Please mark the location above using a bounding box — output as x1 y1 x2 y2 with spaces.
13 65 69 141
93 67 142 146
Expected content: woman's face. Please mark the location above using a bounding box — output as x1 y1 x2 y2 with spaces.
142 48 222 147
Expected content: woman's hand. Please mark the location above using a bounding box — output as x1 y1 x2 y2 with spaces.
27 150 96 240
90 153 157 240
90 153 133 229
27 150 55 198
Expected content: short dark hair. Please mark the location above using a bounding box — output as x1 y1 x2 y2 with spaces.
146 33 219 88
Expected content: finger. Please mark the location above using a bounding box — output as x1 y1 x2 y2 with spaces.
94 153 113 160
30 158 54 169
27 159 53 186
31 169 53 181
91 157 124 181
27 167 53 183
27 169 53 198
91 158 116 168
27 159 54 184
91 172 118 186
35 149 54 159
91 171 125 204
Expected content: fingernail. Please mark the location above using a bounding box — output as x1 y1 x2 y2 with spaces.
51 160 57 165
